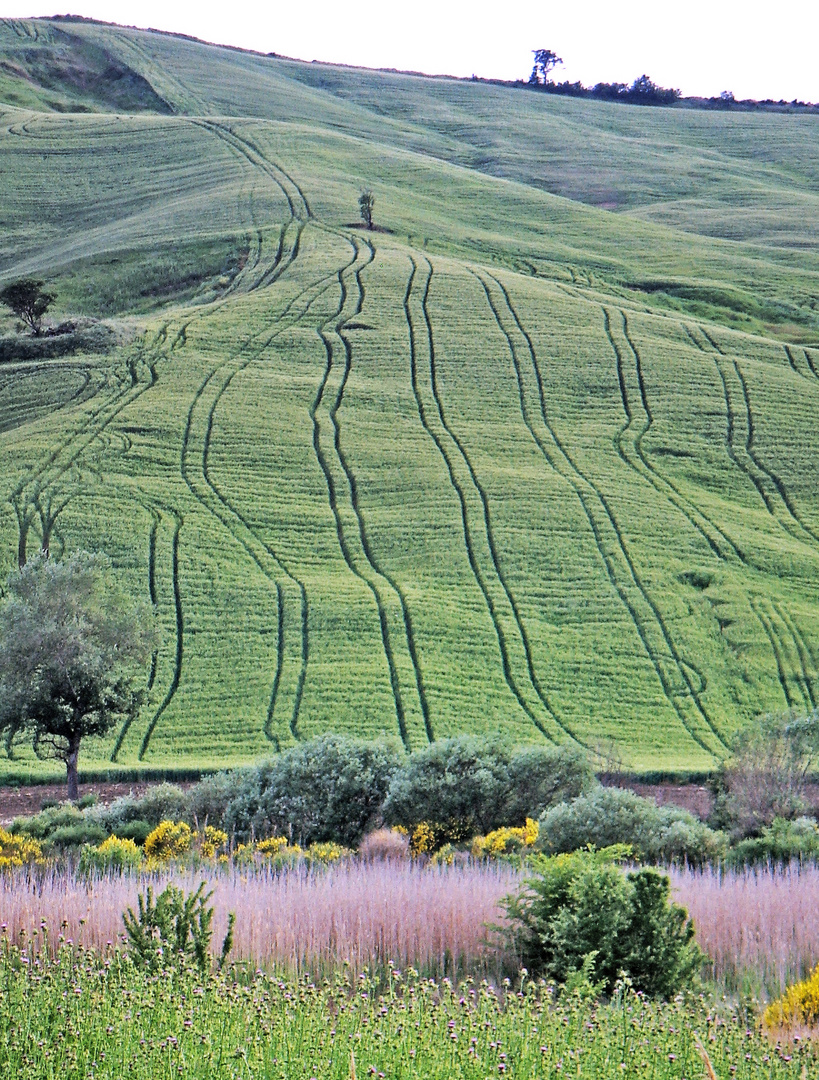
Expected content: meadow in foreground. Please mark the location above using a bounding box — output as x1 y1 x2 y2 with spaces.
0 937 811 1080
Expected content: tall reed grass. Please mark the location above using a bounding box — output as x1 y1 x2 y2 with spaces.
0 861 518 978
2 861 817 994
672 863 819 995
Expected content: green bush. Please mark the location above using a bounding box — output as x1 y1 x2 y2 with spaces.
114 819 152 846
726 816 819 869
385 737 593 836
187 769 248 829
87 783 188 835
47 823 107 849
501 846 703 997
505 746 594 824
224 735 404 846
123 883 234 975
539 786 726 866
384 735 512 834
11 803 84 840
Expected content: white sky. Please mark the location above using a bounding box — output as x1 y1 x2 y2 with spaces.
7 1 819 102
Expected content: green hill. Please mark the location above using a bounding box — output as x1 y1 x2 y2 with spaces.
1 16 818 777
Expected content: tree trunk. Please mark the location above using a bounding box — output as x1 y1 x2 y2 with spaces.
65 736 81 802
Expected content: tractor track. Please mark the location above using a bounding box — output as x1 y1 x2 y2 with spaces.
311 238 429 750
404 256 576 745
478 274 726 756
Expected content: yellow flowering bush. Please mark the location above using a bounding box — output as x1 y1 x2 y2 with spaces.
471 819 539 859
764 964 819 1030
408 821 471 856
256 836 289 857
199 826 228 859
234 836 303 867
78 835 143 874
0 827 43 868
144 820 192 862
306 842 350 864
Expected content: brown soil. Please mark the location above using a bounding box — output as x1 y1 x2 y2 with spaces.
0 780 194 824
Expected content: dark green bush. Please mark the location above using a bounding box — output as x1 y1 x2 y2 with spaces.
501 846 703 997
726 816 819 869
384 736 590 836
115 819 152 846
223 734 404 846
505 746 594 824
384 735 512 834
47 823 107 848
538 786 726 867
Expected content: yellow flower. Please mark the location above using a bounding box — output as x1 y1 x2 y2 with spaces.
144 820 192 861
0 827 44 867
765 964 819 1029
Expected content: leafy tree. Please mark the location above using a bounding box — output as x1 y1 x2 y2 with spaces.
358 189 375 230
384 734 514 834
0 552 155 800
385 735 593 836
504 745 594 824
0 278 55 336
223 734 403 846
529 49 562 86
501 846 703 997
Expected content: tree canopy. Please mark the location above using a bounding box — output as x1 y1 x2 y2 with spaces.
0 552 155 799
0 278 55 335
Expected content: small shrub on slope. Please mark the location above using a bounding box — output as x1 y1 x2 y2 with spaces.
501 845 703 997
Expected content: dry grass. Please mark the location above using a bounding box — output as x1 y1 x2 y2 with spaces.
3 860 819 993
673 864 819 995
0 861 517 977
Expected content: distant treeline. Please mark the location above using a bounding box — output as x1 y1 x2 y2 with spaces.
524 77 818 112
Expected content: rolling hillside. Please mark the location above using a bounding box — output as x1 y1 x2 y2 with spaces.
1 16 818 776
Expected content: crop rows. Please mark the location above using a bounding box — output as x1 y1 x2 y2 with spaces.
1 68 819 772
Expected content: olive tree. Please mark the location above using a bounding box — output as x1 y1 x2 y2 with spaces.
0 551 155 800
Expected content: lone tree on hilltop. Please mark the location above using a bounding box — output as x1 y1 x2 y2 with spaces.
0 551 155 800
530 48 562 85
0 278 55 336
358 189 375 230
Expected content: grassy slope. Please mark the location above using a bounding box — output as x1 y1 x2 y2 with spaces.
0 17 818 776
